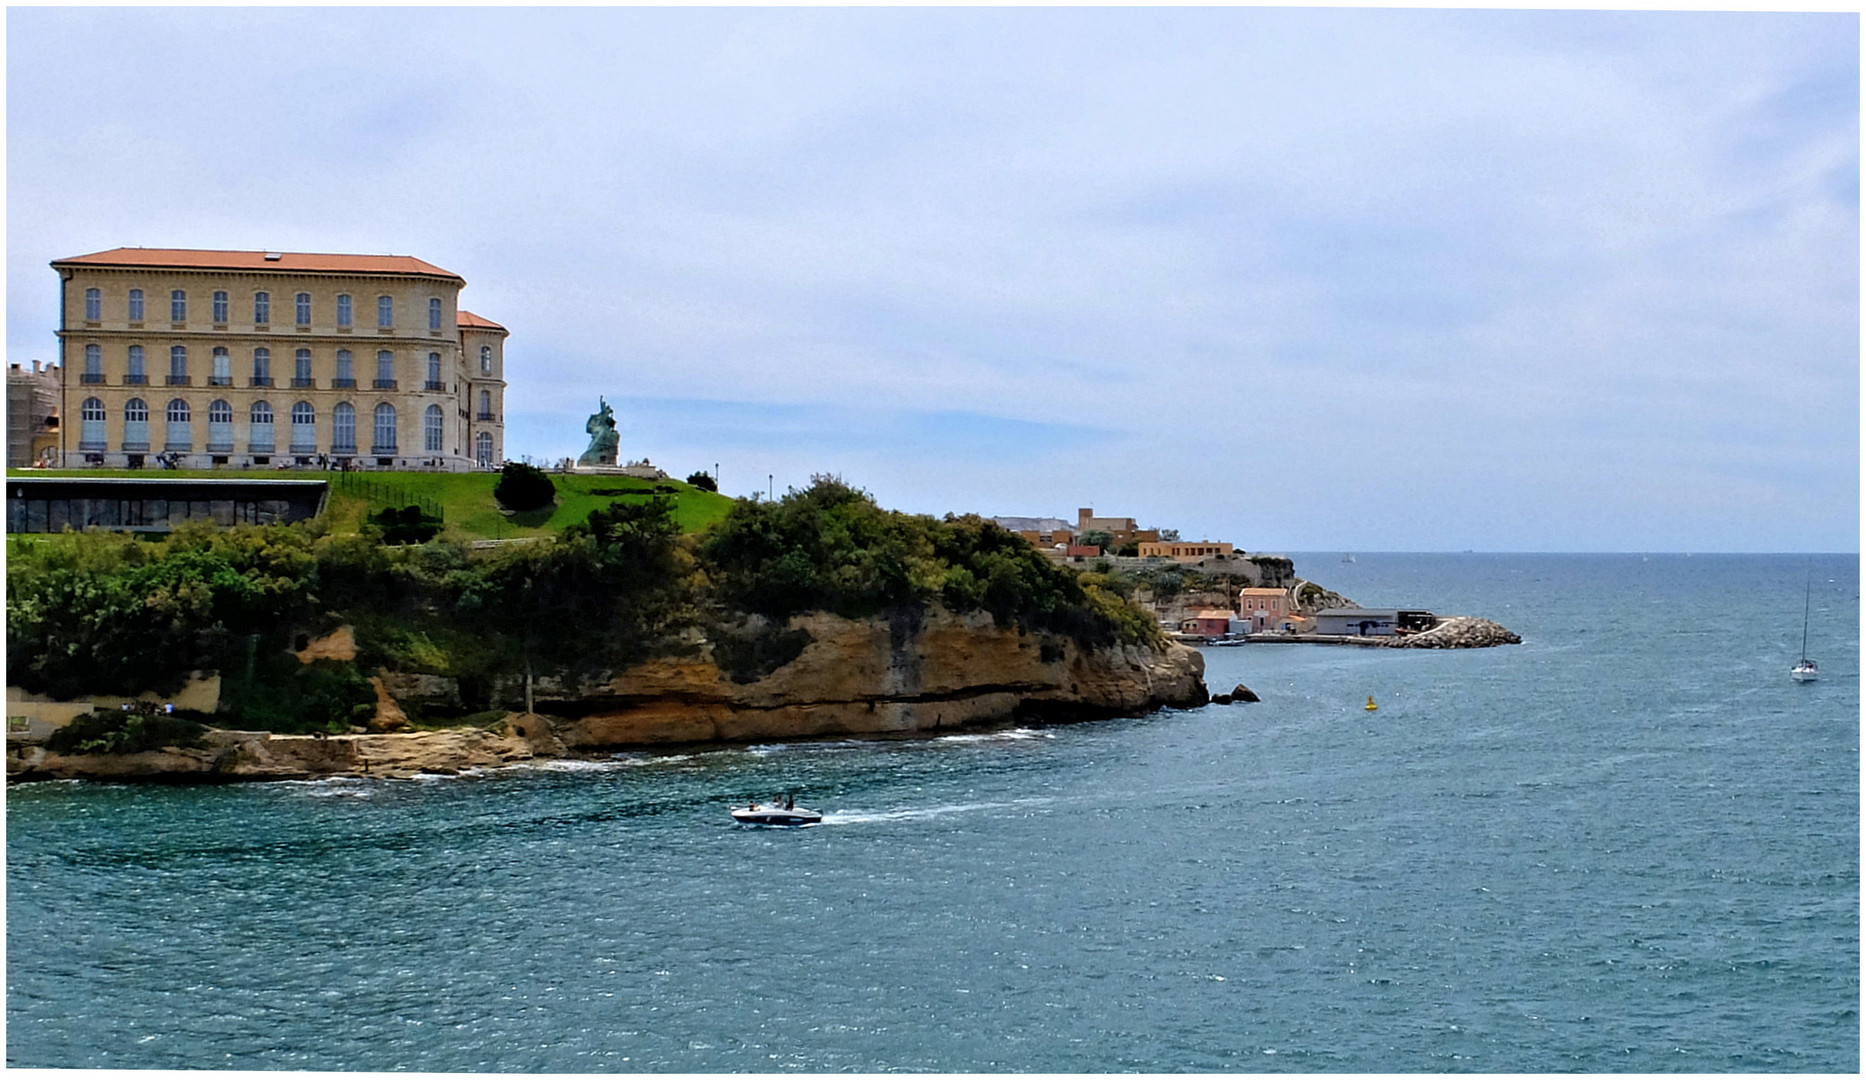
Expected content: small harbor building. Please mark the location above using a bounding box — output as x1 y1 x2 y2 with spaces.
1312 608 1436 637
1238 586 1295 632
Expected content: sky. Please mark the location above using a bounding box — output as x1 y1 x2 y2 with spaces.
7 7 1858 552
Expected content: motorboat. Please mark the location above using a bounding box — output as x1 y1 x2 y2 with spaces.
731 795 822 826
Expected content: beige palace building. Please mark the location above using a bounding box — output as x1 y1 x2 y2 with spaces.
53 247 508 471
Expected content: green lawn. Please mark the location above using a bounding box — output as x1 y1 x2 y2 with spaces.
8 468 738 540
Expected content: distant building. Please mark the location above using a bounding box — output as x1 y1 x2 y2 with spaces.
7 360 62 467
1312 608 1435 636
7 476 328 534
1180 609 1234 637
1138 540 1235 561
51 247 508 471
1075 507 1159 549
1238 587 1294 632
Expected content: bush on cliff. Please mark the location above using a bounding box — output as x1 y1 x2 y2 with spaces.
699 476 1161 648
46 702 209 755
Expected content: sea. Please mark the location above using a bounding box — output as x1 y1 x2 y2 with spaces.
6 553 1858 1072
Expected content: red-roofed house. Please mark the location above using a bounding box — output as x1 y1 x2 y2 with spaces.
49 247 508 471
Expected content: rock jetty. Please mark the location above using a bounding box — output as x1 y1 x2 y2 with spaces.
1386 616 1521 649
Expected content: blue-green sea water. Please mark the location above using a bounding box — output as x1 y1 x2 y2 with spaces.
7 553 1858 1071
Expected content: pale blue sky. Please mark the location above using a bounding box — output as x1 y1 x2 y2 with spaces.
8 8 1857 551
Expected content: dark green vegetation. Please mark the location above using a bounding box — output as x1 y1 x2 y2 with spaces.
492 462 557 512
367 505 443 545
45 701 209 755
7 476 1162 739
686 471 718 492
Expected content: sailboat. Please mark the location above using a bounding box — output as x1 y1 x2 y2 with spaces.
1792 577 1819 682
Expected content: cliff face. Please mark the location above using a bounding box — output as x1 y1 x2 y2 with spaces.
7 608 1206 781
549 608 1207 748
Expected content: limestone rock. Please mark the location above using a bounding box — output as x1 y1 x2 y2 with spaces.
1386 616 1521 649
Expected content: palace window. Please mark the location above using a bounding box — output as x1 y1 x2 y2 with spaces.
165 398 192 450
429 297 442 331
127 345 146 383
83 344 102 382
207 399 234 451
128 289 145 322
250 401 275 452
377 295 393 328
170 290 186 322
253 347 271 384
294 348 313 386
79 397 106 450
332 402 357 453
479 389 493 420
335 349 354 386
375 350 395 388
336 294 352 328
372 403 398 453
480 345 492 374
212 291 229 324
211 347 232 386
124 398 150 450
476 430 493 467
424 404 444 452
254 292 270 325
295 292 311 324
169 345 188 381
426 352 442 389
290 401 317 452
84 288 101 321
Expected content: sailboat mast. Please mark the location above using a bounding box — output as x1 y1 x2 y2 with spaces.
1801 578 1811 660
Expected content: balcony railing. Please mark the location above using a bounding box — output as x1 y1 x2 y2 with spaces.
250 377 273 387
124 373 147 385
206 442 234 454
332 443 358 455
80 372 105 384
248 443 276 455
166 375 191 386
370 445 397 456
289 442 318 454
291 377 316 388
332 378 356 389
77 440 107 452
477 412 496 421
121 442 150 453
208 376 233 387
164 442 192 452
424 380 446 391
373 379 398 390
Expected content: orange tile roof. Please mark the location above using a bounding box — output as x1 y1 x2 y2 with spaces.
456 310 506 331
52 247 463 281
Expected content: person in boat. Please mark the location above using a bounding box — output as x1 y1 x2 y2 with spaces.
784 794 794 810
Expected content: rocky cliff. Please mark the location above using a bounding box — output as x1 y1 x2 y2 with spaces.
8 608 1206 782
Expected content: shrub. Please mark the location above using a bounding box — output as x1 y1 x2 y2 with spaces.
686 471 718 492
367 505 442 545
47 702 208 755
493 462 556 512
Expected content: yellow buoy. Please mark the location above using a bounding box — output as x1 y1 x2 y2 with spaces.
1365 696 1378 711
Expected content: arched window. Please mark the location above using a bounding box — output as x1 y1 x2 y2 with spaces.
169 345 188 381
479 389 492 419
295 292 311 325
294 348 312 385
290 402 317 452
377 295 393 328
170 290 187 322
424 404 444 452
165 398 192 450
212 291 229 324
375 350 395 388
426 352 441 388
127 345 145 383
83 344 101 382
211 347 231 386
253 347 271 383
476 430 494 467
124 398 150 450
479 345 492 374
372 403 397 453
128 289 145 322
207 399 234 451
250 401 275 452
84 288 101 321
79 397 106 450
336 294 353 327
332 402 357 453
254 291 270 325
429 297 442 331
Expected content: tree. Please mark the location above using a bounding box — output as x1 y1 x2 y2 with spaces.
1077 530 1113 551
493 462 556 511
685 471 718 492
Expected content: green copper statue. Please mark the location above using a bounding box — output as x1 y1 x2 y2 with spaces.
578 397 619 467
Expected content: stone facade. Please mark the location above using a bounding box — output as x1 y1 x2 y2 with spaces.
52 248 507 472
6 360 62 467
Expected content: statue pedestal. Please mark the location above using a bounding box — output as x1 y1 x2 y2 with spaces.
571 464 668 480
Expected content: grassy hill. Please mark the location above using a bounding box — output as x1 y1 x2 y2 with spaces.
7 467 737 540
